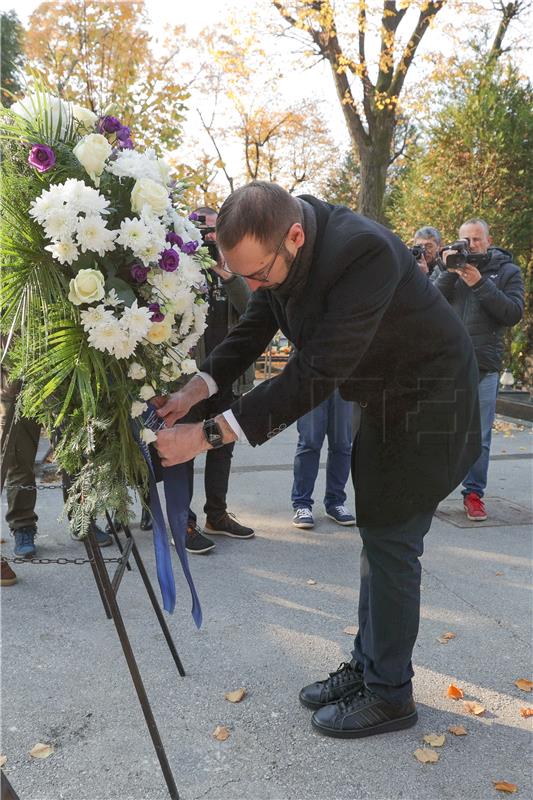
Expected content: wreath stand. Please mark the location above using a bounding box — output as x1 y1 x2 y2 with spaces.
2 515 185 800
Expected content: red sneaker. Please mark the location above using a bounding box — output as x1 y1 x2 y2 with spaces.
463 493 487 521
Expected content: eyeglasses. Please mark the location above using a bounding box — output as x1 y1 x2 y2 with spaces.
222 227 291 283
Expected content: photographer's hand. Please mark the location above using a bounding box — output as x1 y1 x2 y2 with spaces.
417 254 429 275
453 265 482 287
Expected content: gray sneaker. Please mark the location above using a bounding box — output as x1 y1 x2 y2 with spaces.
292 508 314 528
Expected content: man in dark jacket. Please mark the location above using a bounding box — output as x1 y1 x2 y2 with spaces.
434 218 524 521
154 182 480 740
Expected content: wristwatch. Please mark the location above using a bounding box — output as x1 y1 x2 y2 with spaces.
202 418 225 449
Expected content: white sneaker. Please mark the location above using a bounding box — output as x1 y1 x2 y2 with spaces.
292 508 314 528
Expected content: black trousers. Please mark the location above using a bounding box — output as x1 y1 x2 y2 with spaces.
184 386 237 525
351 508 435 705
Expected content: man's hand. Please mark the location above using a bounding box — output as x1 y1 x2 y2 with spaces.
449 264 482 287
155 423 208 467
152 374 209 427
210 260 234 282
417 254 429 275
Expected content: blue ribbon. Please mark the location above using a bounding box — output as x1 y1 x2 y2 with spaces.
133 405 202 628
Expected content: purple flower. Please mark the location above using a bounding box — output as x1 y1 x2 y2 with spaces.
116 126 131 141
188 212 199 221
180 240 199 255
99 115 122 133
28 144 56 173
148 302 165 323
118 137 134 150
130 262 149 283
165 231 183 247
158 248 180 272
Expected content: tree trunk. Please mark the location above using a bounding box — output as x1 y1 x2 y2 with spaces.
357 119 395 222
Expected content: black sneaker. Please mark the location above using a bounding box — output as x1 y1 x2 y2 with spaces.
140 507 153 531
204 512 254 539
299 660 364 710
186 523 215 555
311 685 418 738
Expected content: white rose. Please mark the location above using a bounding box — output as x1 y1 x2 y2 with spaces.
127 362 147 380
131 178 169 216
139 384 156 401
72 104 98 132
180 359 197 375
73 134 112 182
68 269 105 306
146 318 173 344
131 400 148 418
141 428 157 444
11 93 71 138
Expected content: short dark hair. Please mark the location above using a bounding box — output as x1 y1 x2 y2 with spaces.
194 205 218 216
216 181 302 251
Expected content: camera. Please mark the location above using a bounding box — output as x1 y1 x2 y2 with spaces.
196 214 218 261
410 244 426 261
440 239 490 270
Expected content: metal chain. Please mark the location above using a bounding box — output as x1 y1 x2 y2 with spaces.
5 483 63 491
1 554 125 565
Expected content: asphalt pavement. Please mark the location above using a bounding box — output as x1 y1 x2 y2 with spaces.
1 415 532 800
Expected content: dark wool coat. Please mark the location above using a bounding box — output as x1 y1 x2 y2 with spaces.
201 197 481 527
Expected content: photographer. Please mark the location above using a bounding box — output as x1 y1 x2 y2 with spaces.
183 207 255 554
435 218 524 521
412 226 442 276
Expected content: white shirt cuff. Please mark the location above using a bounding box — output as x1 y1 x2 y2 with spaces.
222 409 245 442
197 371 218 397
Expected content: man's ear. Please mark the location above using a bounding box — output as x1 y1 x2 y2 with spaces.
289 222 305 248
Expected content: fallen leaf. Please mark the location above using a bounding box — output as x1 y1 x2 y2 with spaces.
495 571 504 576
212 725 230 741
437 631 456 644
413 747 439 763
447 683 464 700
306 579 317 585
423 733 446 747
514 678 533 692
343 625 357 635
0 538 6 544
224 688 246 703
448 725 468 736
493 781 518 793
29 743 54 759
463 700 486 716
519 707 533 718
0 755 6 767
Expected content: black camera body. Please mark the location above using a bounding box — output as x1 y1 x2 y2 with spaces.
196 214 218 261
441 239 490 270
410 244 426 261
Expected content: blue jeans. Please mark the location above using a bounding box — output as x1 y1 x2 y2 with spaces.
462 371 499 498
291 390 354 511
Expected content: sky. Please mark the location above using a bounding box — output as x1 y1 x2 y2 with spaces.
2 0 531 190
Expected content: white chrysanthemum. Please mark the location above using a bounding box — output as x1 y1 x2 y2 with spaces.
177 252 203 286
106 148 164 184
29 191 63 224
147 269 181 301
172 211 201 244
113 334 139 360
62 179 110 215
137 239 163 266
104 288 123 308
80 304 114 332
131 400 148 419
172 330 201 358
178 306 194 336
42 206 77 240
192 302 208 336
87 318 124 353
116 217 151 253
76 216 117 256
45 238 79 265
120 301 153 338
180 358 197 375
141 428 157 444
140 209 167 250
127 362 146 380
139 384 156 401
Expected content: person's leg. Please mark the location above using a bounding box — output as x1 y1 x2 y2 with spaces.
291 400 328 510
323 390 353 511
354 509 435 704
5 416 40 533
462 372 499 497
203 442 235 522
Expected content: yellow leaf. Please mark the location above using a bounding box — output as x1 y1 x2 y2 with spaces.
520 707 533 717
212 725 230 741
0 755 6 767
463 700 485 716
29 743 54 759
343 625 357 635
413 747 439 763
307 579 317 585
515 678 533 692
493 781 518 793
441 631 456 640
423 733 446 747
224 688 246 703
447 683 464 700
495 571 504 576
448 725 468 736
